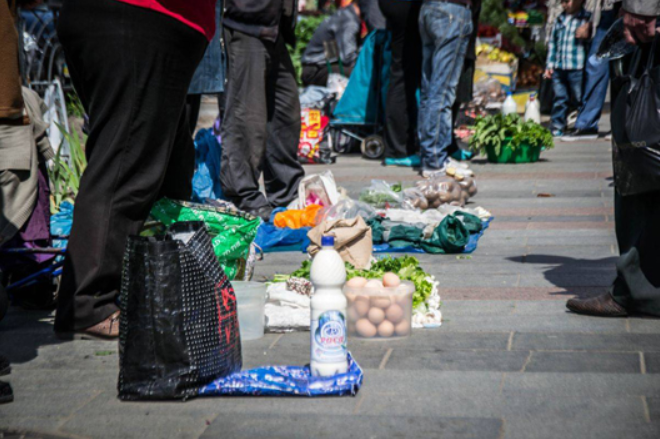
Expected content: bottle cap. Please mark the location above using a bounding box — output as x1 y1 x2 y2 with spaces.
321 236 335 247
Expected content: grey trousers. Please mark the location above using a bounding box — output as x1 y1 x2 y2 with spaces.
220 28 304 212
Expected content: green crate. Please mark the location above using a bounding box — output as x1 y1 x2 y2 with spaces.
486 137 542 164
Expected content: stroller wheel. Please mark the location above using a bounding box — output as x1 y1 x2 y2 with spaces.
331 129 352 154
361 135 385 160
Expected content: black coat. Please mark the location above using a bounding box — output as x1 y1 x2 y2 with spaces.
223 0 297 45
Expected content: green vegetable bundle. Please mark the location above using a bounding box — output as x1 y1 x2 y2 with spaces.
273 255 438 309
469 113 553 157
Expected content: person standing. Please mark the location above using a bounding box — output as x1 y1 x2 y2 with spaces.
544 0 591 138
418 0 474 176
567 0 660 317
220 0 305 221
380 0 423 167
300 2 362 87
563 0 618 141
54 0 212 339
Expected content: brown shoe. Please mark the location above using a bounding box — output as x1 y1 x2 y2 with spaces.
57 311 120 340
566 293 628 317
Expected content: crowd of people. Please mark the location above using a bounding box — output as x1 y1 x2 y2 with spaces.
0 0 659 349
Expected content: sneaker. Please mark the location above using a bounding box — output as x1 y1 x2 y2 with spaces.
562 128 599 142
450 149 474 162
0 355 9 376
552 129 564 138
384 154 421 168
567 110 578 128
0 381 13 404
604 131 612 140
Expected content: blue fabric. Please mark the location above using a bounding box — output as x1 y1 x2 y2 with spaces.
551 69 583 131
373 217 492 254
192 128 224 202
199 352 363 397
254 209 311 252
331 30 391 126
188 1 225 95
418 2 472 170
574 10 616 131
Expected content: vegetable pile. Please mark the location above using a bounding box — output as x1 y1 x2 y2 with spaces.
469 113 553 157
273 255 438 309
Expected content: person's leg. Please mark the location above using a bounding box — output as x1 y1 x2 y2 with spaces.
55 0 206 332
574 10 616 132
380 0 422 159
611 190 660 315
301 64 329 87
220 28 271 212
262 36 305 209
418 2 472 171
551 70 570 132
186 94 202 135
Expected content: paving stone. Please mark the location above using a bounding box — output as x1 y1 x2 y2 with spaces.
502 372 660 397
512 333 660 352
60 414 211 439
385 349 529 372
523 351 641 373
503 417 660 439
645 353 660 374
200 413 503 439
440 315 627 333
629 319 660 334
647 396 660 422
441 301 517 316
0 388 101 419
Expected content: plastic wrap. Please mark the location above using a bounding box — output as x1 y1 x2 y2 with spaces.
359 180 402 208
316 198 377 223
401 187 429 210
199 352 363 397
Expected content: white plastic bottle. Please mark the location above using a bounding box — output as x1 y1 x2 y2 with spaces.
524 93 541 123
502 91 517 115
310 236 348 377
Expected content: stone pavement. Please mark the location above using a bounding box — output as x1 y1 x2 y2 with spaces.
2 135 660 439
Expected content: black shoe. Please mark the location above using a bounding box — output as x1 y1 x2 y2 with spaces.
0 381 13 404
248 206 273 223
0 355 9 376
562 128 599 142
566 293 628 317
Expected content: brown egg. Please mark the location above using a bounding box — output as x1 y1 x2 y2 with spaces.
356 318 377 338
345 292 356 304
346 277 368 288
371 296 391 309
368 307 385 325
394 319 410 336
377 320 395 337
347 306 361 323
382 272 401 288
353 299 370 318
385 303 404 324
365 279 383 289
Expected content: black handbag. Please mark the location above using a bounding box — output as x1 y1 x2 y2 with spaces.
118 221 241 401
538 74 554 115
611 38 660 196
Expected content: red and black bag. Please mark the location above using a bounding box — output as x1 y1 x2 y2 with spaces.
118 221 241 401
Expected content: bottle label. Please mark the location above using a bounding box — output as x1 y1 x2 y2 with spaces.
311 310 347 364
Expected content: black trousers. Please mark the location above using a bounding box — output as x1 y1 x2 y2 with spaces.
611 190 660 316
379 0 422 159
220 28 304 211
55 0 207 331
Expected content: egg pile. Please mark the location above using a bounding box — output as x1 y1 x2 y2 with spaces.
344 274 413 340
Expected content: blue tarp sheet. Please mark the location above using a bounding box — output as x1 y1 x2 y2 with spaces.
199 352 363 397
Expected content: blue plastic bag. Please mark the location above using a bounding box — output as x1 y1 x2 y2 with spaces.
253 208 311 252
199 352 363 397
192 128 224 202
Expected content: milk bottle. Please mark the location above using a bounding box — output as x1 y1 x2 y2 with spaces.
310 236 348 377
502 91 517 115
524 93 541 123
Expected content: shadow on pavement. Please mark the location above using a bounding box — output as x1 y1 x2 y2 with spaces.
0 308 65 365
508 254 618 299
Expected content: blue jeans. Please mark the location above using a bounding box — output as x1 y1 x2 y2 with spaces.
574 10 616 131
551 69 583 131
418 1 472 170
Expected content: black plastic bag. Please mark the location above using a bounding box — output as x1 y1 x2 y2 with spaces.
611 40 660 196
538 74 554 115
118 221 241 401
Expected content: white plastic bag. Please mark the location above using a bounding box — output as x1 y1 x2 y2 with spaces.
297 171 340 208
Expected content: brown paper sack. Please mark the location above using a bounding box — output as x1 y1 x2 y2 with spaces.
307 217 372 270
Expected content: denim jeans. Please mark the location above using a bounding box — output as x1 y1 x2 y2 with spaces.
574 10 616 131
551 69 583 131
418 1 472 170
